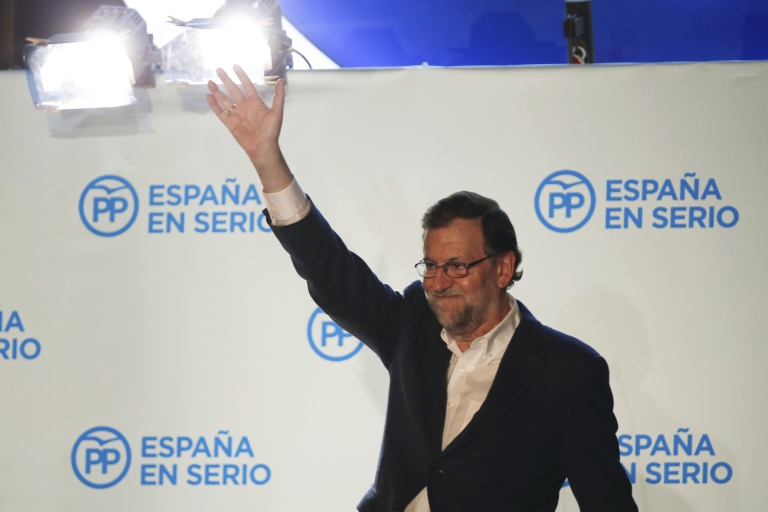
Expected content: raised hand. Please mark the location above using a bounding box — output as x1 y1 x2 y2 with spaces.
207 65 293 193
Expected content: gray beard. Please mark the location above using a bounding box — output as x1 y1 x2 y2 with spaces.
427 294 487 335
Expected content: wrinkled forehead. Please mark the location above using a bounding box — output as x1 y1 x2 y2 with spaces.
422 218 486 259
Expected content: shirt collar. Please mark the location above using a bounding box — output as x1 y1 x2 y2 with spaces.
441 295 520 361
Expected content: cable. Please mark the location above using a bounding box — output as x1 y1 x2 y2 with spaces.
290 47 312 69
572 45 587 64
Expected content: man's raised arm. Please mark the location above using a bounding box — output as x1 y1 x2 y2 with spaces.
206 66 406 364
206 65 293 194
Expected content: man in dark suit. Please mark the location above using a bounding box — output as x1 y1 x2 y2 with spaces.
206 66 638 512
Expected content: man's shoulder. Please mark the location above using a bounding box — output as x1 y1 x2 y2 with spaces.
519 301 605 370
400 280 434 320
542 324 602 360
403 280 425 299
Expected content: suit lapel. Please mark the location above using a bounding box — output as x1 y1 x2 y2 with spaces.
438 301 548 458
420 316 453 455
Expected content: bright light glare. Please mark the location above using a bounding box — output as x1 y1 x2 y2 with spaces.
123 0 219 48
200 19 271 81
123 0 339 68
36 40 136 110
163 19 270 85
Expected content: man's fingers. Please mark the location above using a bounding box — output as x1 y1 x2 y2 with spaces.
216 68 246 104
206 93 225 119
207 80 232 107
207 80 236 110
272 78 286 119
233 64 260 99
207 93 243 134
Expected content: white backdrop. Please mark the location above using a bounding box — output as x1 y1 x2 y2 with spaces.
1 61 766 511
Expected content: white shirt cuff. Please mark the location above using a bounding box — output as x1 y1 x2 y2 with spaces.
263 178 311 226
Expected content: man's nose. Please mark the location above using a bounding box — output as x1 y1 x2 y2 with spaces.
431 266 453 292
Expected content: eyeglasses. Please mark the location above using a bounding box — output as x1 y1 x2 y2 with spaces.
414 255 495 278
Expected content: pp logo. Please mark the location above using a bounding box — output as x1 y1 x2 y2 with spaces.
71 426 131 489
307 308 363 361
535 170 596 233
79 175 139 237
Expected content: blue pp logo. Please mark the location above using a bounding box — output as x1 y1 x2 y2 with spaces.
71 426 132 489
535 170 596 233
79 175 139 237
307 308 363 361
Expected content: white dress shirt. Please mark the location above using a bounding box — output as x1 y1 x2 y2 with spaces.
404 298 520 512
263 179 522 512
263 179 312 226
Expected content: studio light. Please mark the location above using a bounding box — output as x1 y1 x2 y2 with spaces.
24 6 160 111
162 0 294 86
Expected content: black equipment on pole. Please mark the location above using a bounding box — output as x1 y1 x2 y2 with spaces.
563 0 594 64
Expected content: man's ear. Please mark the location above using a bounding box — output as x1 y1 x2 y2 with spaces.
497 252 516 289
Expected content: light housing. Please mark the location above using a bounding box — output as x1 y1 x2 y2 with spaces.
24 6 160 111
162 0 293 86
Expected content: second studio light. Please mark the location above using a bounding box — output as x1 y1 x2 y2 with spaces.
162 0 293 86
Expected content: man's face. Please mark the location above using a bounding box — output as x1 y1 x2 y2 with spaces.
422 218 501 333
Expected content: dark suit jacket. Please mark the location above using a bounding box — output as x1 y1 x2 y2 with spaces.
270 203 637 512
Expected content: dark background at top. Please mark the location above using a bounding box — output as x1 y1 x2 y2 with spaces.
1 0 767 68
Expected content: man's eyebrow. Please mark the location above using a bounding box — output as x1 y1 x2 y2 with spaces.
422 256 463 263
